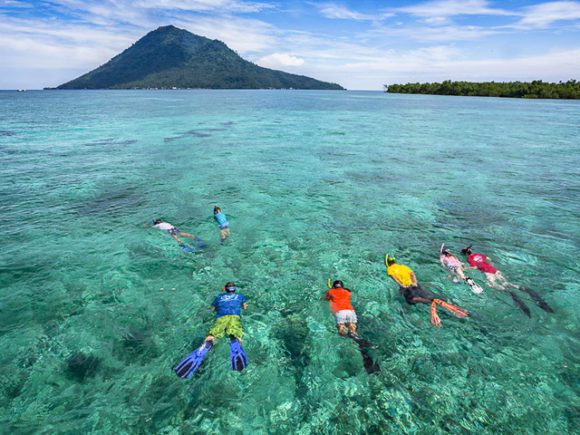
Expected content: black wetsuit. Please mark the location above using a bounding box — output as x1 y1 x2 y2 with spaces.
400 285 438 304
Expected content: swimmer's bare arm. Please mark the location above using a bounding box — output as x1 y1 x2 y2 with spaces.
242 303 248 310
210 306 216 311
410 272 417 286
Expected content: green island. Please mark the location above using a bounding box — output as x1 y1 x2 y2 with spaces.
384 80 580 99
57 25 344 90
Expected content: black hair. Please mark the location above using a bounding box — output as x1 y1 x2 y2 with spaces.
461 245 473 255
154 218 162 224
225 282 235 291
332 280 344 288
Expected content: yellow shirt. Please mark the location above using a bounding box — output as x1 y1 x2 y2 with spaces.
387 264 414 287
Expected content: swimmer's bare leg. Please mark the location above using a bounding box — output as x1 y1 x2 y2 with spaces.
347 323 357 336
179 232 197 241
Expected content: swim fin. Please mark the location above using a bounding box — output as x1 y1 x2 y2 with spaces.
464 276 484 294
348 333 378 349
519 287 554 313
180 243 195 253
360 346 380 374
509 291 531 317
229 338 248 371
194 236 205 250
345 333 379 373
175 341 213 378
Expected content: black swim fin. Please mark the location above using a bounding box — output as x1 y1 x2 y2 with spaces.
509 291 531 317
348 333 380 374
359 346 380 374
519 287 554 313
348 333 378 349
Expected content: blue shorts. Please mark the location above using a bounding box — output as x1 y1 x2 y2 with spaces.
219 224 229 230
168 228 180 236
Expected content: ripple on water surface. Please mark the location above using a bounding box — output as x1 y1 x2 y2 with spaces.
0 90 578 433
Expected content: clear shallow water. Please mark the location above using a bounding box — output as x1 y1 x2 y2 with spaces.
0 90 578 433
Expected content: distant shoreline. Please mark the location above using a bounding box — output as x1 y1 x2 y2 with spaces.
385 80 580 99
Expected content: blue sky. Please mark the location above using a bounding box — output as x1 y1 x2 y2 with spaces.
1 0 579 89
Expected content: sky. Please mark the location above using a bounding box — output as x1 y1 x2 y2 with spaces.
1 0 579 90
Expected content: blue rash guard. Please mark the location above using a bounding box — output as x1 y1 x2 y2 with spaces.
214 212 229 229
211 292 246 318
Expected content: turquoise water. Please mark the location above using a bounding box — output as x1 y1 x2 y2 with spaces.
0 90 578 433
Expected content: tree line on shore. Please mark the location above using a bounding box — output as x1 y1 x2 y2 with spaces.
384 80 580 99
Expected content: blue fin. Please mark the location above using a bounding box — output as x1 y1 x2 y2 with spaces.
175 341 212 378
180 244 195 253
194 236 205 250
229 338 248 371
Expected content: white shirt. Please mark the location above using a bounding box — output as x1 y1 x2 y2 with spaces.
154 222 174 231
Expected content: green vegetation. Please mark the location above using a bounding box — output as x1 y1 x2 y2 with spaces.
385 80 580 99
58 25 344 90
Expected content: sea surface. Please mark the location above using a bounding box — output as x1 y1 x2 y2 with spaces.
0 90 578 433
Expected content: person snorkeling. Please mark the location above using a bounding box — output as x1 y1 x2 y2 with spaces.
439 243 483 294
175 282 248 378
324 280 359 337
461 245 554 316
213 205 230 242
324 280 380 373
150 218 201 251
385 254 469 327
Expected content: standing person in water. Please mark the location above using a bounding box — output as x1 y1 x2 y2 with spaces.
213 205 230 242
385 254 469 327
151 219 200 251
174 282 248 378
461 245 554 316
439 243 483 294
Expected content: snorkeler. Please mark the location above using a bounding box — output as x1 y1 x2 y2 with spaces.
461 245 554 316
440 243 483 294
385 254 469 327
324 280 380 373
324 280 359 337
175 282 248 378
213 205 230 242
150 219 201 251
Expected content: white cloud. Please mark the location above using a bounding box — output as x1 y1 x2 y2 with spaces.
371 24 500 42
174 16 277 52
0 0 579 90
331 48 580 89
315 2 393 21
398 0 515 18
517 1 580 28
135 0 273 13
257 52 305 68
317 3 375 20
0 0 32 7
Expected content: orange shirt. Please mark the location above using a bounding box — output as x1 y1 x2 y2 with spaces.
325 288 354 313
